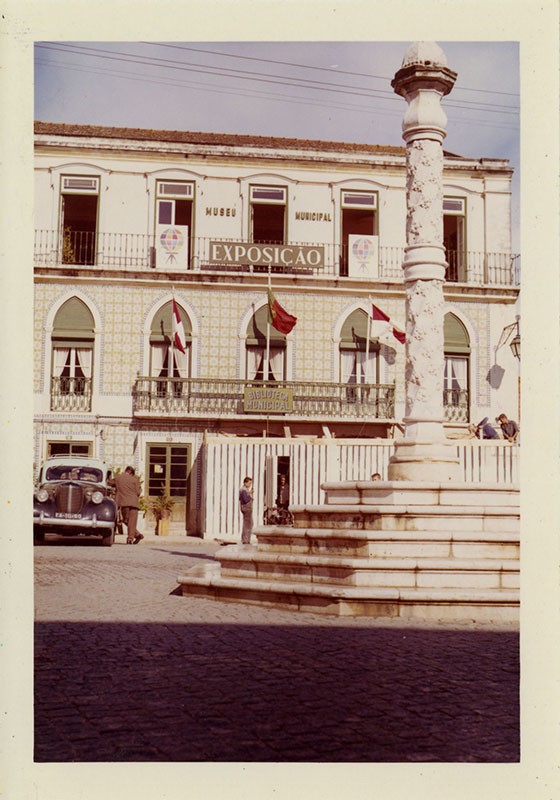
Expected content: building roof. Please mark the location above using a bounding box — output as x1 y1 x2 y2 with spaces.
35 120 408 157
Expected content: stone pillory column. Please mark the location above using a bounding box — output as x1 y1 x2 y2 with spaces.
388 42 461 482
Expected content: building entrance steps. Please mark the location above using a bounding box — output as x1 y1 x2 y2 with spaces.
177 481 520 622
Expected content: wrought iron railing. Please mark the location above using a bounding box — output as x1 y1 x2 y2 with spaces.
34 230 520 286
443 388 469 422
50 376 92 412
133 377 395 419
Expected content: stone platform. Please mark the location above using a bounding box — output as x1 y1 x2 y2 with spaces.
177 481 520 623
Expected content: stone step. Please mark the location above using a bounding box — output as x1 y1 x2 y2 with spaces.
254 527 520 560
321 481 520 508
218 548 518 590
291 504 519 533
177 563 519 623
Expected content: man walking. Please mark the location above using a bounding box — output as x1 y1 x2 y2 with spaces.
109 466 143 544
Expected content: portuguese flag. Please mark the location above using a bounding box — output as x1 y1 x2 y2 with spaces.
268 289 297 334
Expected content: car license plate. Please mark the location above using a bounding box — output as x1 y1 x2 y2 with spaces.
55 512 82 519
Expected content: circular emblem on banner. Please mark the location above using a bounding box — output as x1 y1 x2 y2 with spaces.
160 227 184 253
351 237 375 263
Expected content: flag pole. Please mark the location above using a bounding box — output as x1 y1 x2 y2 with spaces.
266 267 272 383
365 297 371 395
170 288 175 392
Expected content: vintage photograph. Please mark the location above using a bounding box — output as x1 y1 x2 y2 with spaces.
2 3 558 799
32 37 521 760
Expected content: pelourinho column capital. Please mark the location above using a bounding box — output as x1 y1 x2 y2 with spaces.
392 56 457 145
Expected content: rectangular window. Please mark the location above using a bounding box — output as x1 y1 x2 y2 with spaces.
443 196 466 282
443 355 469 421
246 346 286 382
250 185 286 244
158 201 173 225
250 186 286 204
62 177 100 194
47 441 92 458
51 344 93 411
157 181 194 199
443 198 465 214
342 191 377 210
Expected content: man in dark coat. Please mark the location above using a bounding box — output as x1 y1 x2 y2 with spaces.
109 466 143 544
276 475 290 510
239 476 254 545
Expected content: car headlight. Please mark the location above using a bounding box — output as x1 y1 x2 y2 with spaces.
91 491 104 504
36 488 49 503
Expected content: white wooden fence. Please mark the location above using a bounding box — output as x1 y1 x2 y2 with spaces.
201 437 519 540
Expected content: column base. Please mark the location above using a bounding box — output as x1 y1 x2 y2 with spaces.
388 439 461 482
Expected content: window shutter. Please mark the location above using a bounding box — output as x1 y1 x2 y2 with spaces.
444 313 470 353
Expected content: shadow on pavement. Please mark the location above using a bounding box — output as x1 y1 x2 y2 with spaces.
34 620 519 763
152 549 218 561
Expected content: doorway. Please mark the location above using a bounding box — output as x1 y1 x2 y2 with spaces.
146 443 191 523
61 193 98 266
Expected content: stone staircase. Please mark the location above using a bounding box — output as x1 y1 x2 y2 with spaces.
177 481 520 623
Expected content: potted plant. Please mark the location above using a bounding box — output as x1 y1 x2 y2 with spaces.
149 491 175 535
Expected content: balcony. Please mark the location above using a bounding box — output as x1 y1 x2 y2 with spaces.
133 377 396 420
51 376 92 412
34 230 520 286
443 389 469 422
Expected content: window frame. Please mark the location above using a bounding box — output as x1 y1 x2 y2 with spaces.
249 184 287 244
443 195 467 282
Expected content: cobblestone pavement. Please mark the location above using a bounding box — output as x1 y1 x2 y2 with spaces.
34 535 520 763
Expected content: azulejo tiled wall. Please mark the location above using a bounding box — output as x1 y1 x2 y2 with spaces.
36 281 407 390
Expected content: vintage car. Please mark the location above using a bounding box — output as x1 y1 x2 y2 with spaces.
33 457 117 546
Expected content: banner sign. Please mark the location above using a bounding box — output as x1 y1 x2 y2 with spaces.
209 241 324 269
244 387 293 413
348 234 379 279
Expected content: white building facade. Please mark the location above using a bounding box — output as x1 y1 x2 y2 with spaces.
33 122 520 537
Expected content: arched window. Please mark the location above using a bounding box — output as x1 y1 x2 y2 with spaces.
51 297 95 411
245 304 286 382
444 312 470 421
149 302 192 390
339 308 379 399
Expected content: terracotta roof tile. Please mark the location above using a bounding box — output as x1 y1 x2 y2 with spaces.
34 121 407 157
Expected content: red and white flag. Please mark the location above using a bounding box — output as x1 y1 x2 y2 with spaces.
172 297 187 353
371 303 406 345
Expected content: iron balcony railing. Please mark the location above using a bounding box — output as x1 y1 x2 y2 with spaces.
443 388 469 422
133 377 396 420
50 376 92 412
48 374 467 422
34 230 520 286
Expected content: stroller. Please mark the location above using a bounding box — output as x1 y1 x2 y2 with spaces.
263 505 294 526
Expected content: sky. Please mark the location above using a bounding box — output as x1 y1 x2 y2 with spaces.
34 40 520 246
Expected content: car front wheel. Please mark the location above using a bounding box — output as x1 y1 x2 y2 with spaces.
34 530 45 545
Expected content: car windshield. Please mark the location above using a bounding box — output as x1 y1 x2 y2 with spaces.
44 466 103 483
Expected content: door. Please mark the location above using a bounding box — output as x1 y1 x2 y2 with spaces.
61 192 98 265
146 444 190 523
